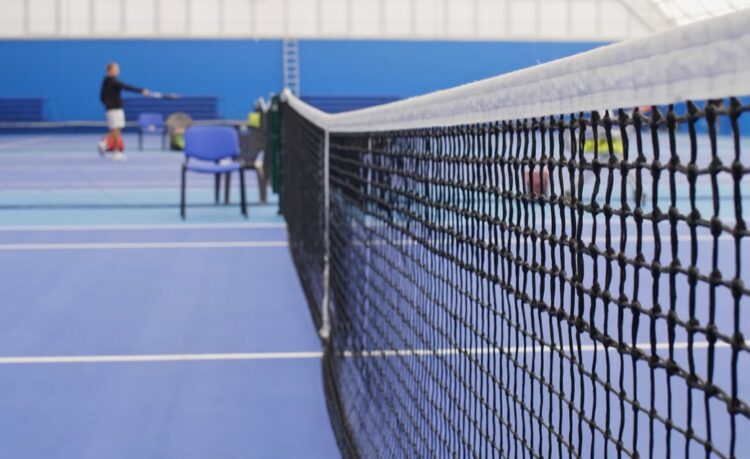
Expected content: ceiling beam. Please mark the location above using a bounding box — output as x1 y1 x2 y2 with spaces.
614 0 677 32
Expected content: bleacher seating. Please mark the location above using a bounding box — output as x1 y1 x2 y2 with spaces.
0 98 45 122
301 95 400 114
123 96 219 121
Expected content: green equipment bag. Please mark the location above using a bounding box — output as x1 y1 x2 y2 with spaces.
170 133 185 151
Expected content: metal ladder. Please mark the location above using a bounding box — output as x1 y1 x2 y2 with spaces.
283 39 301 96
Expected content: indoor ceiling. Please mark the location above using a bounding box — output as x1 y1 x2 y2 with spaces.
648 0 750 26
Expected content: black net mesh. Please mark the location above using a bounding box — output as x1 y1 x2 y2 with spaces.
282 103 327 328
285 98 750 458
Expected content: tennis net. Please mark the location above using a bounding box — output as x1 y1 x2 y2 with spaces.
282 11 750 459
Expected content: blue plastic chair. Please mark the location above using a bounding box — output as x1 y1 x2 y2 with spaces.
138 112 166 150
181 126 247 219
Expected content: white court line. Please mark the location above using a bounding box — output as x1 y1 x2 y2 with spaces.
0 341 725 365
0 222 286 232
363 218 739 230
341 340 729 359
0 165 179 171
0 182 258 189
367 234 732 249
0 351 323 365
0 241 288 251
592 235 734 243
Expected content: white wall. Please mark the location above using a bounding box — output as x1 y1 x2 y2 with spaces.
0 0 669 40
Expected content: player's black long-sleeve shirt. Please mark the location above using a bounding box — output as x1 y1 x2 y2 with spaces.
100 77 142 110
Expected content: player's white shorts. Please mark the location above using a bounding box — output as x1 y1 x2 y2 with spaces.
106 109 126 130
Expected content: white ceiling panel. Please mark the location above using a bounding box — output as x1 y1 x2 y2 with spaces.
159 0 187 35
223 0 252 35
446 0 475 36
0 0 26 36
319 0 348 36
124 0 155 35
7 0 750 40
28 0 57 34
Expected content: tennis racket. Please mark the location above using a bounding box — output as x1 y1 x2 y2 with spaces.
147 91 181 100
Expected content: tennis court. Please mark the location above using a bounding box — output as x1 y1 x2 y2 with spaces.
2 2 750 458
0 133 338 458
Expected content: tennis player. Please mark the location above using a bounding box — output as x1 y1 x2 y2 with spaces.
99 62 149 160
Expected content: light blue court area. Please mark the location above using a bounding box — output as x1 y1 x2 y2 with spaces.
0 134 282 226
0 134 338 458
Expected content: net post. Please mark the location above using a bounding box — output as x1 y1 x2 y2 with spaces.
319 129 331 341
269 95 283 214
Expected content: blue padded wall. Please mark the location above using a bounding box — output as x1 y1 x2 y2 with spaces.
0 39 605 121
0 39 281 121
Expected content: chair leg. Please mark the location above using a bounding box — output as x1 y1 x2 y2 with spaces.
239 169 247 218
139 131 143 151
214 174 220 204
256 168 267 204
162 132 166 150
180 166 187 219
224 173 231 204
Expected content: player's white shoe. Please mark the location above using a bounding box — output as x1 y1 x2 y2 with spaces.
112 152 127 161
97 140 107 157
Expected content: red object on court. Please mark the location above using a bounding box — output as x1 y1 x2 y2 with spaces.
104 134 124 151
524 168 550 197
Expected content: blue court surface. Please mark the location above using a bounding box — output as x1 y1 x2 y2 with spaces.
0 134 339 458
1 130 748 458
